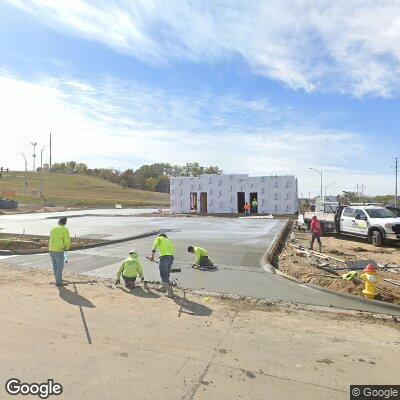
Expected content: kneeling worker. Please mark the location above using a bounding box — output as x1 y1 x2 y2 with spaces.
187 246 215 269
116 250 145 289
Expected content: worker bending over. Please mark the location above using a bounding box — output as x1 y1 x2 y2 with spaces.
116 250 145 289
150 233 175 298
187 246 216 269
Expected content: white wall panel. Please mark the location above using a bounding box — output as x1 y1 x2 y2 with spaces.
170 174 298 214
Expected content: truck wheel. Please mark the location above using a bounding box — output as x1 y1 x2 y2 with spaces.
371 230 384 247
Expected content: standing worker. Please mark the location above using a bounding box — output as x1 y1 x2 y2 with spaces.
251 198 258 213
243 202 251 215
150 233 175 298
115 250 146 290
310 215 322 252
187 245 216 269
49 217 70 286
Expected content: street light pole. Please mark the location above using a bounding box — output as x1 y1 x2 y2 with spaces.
310 168 323 198
20 153 28 194
324 182 337 196
49 132 52 170
40 145 48 196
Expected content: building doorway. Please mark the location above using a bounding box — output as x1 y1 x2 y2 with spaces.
237 192 245 213
200 192 208 213
250 192 258 213
190 193 197 212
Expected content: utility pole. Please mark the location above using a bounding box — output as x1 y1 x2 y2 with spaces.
20 153 28 194
49 132 52 170
361 184 366 204
31 142 37 172
395 157 398 207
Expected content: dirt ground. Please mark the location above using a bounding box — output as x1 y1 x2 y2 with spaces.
0 233 103 251
279 229 400 305
0 263 399 400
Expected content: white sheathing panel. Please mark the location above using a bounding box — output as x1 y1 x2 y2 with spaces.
170 174 298 214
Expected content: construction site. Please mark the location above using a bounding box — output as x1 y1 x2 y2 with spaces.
2 2 400 398
0 194 399 399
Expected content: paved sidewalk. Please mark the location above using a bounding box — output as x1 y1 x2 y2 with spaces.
0 264 399 400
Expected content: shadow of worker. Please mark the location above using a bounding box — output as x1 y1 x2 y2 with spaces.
57 286 95 308
173 294 212 317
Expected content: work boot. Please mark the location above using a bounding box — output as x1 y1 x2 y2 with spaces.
165 282 175 298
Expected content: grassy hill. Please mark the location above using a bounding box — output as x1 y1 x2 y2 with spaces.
0 171 170 208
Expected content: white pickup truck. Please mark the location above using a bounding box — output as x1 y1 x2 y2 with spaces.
304 205 400 247
336 205 400 246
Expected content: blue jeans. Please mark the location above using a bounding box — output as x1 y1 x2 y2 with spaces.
159 255 174 283
50 252 65 285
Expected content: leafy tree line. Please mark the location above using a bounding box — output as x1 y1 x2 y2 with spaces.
42 162 222 193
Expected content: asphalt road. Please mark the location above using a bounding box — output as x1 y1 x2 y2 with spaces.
1 211 399 316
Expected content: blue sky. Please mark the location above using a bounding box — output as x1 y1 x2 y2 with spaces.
1 0 399 196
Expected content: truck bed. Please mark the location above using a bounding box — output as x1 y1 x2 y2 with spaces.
304 211 335 222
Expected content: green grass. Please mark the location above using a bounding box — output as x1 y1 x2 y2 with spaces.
0 171 170 208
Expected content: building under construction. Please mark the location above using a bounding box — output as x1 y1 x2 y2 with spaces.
170 174 298 214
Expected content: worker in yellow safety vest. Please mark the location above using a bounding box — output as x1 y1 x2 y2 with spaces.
49 217 70 286
187 246 216 269
150 233 175 298
251 198 258 213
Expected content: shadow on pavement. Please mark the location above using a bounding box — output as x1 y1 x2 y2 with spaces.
173 294 213 317
57 286 95 308
119 287 161 299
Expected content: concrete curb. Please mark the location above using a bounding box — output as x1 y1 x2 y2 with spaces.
262 219 292 272
0 250 13 256
275 268 303 283
4 229 171 256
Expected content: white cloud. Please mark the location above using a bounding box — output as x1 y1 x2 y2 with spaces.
0 72 395 195
5 0 400 97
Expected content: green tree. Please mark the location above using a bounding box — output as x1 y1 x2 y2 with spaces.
145 177 158 191
155 175 170 193
204 165 223 175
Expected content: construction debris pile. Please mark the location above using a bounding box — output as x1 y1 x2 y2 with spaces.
279 230 400 305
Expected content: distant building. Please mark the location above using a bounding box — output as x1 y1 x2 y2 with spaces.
170 174 298 214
